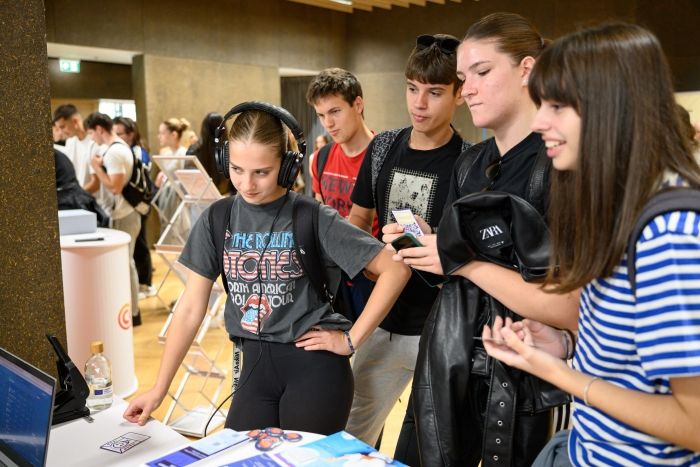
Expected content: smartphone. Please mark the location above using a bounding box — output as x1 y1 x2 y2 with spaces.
391 208 424 237
391 233 449 287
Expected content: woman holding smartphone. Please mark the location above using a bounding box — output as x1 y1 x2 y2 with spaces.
484 23 700 466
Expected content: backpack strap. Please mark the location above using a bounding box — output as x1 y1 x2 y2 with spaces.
370 128 405 207
209 196 236 297
293 195 334 305
314 142 334 203
626 188 700 294
526 144 551 216
456 139 489 190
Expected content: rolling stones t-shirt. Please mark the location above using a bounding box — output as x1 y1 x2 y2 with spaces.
178 192 384 343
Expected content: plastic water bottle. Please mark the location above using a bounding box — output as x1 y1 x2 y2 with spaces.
85 341 113 410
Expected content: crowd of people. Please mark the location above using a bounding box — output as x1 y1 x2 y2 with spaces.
52 105 233 324
51 10 700 467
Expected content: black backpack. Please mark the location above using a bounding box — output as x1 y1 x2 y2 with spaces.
209 194 336 308
314 142 335 202
626 188 700 293
109 141 155 215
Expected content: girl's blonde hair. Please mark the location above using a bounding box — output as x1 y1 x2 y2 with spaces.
228 110 298 156
163 117 191 146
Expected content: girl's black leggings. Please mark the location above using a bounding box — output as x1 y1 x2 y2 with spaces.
224 338 354 435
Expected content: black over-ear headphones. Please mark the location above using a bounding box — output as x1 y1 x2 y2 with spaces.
214 101 307 191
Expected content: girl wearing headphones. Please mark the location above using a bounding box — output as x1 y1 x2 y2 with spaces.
124 107 411 435
483 24 700 466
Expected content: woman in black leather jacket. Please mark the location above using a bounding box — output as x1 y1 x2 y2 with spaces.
382 13 580 467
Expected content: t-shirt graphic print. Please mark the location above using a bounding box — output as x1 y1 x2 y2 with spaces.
223 228 302 334
383 168 438 226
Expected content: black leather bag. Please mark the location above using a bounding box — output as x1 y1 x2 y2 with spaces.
437 191 551 281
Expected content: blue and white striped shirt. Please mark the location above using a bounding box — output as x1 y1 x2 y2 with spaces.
570 209 700 466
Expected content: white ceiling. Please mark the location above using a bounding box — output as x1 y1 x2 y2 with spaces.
47 42 141 65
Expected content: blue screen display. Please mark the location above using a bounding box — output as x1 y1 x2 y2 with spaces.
0 357 53 467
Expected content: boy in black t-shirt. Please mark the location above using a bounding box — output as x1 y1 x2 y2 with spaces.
346 34 472 451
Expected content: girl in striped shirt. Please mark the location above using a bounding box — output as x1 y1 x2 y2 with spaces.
482 24 700 466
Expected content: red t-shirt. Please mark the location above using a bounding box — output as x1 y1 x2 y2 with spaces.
311 142 380 238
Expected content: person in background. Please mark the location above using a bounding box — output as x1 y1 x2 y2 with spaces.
114 117 155 300
187 130 198 148
155 118 191 240
309 134 330 170
315 134 329 151
306 68 378 323
53 121 66 146
53 104 95 189
54 104 113 218
156 118 190 186
186 112 234 195
114 117 151 166
483 23 700 467
85 112 142 326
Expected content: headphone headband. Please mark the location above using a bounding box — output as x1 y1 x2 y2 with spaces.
215 101 306 157
214 101 306 190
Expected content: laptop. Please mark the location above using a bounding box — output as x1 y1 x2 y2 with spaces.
0 348 56 467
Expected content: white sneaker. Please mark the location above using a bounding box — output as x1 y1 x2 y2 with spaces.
139 285 156 298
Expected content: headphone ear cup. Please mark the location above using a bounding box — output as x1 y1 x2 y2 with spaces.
216 141 230 179
277 152 295 189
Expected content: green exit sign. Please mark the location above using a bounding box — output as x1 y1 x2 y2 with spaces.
59 59 80 73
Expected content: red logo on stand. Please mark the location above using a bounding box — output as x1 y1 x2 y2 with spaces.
118 304 132 330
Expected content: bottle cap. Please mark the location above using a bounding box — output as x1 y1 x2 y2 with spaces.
90 342 104 354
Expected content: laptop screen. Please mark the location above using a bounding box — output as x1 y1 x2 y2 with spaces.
0 348 56 467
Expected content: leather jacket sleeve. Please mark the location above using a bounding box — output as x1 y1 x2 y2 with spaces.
413 277 480 466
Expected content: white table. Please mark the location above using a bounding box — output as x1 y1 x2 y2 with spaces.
47 397 325 467
60 227 137 398
47 397 189 466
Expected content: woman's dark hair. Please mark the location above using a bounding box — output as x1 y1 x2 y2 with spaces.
463 12 549 66
113 117 150 153
528 23 700 292
193 112 226 187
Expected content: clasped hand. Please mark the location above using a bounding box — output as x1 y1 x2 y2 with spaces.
381 215 444 275
482 316 569 379
295 327 352 356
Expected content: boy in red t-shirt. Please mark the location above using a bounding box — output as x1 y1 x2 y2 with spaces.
306 68 378 321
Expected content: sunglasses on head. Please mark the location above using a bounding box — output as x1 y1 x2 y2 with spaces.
416 34 461 55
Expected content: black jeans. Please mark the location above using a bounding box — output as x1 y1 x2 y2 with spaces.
134 213 152 286
225 339 354 435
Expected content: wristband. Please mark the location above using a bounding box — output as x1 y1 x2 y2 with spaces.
343 331 355 356
583 376 599 406
559 329 570 360
564 329 577 359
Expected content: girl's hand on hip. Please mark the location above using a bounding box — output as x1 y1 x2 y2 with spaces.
295 328 352 356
